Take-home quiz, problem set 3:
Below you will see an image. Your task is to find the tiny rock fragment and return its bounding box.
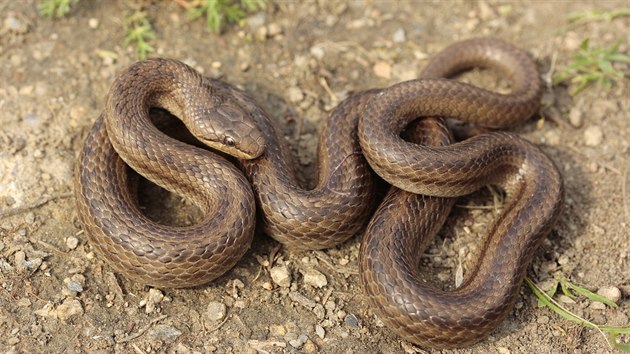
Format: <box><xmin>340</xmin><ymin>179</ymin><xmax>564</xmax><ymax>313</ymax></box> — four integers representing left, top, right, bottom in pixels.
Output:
<box><xmin>344</xmin><ymin>314</ymin><xmax>360</xmax><ymax>328</ymax></box>
<box><xmin>310</xmin><ymin>45</ymin><xmax>325</xmax><ymax>60</ymax></box>
<box><xmin>14</xmin><ymin>250</ymin><xmax>26</xmax><ymax>272</ymax></box>
<box><xmin>392</xmin><ymin>28</ymin><xmax>406</xmax><ymax>43</ymax></box>
<box><xmin>145</xmin><ymin>288</ymin><xmax>164</xmax><ymax>314</ymax></box>
<box><xmin>597</xmin><ymin>286</ymin><xmax>621</xmax><ymax>304</ymax></box>
<box><xmin>558</xmin><ymin>294</ymin><xmax>576</xmax><ymax>304</ymax></box>
<box><xmin>270</xmin><ymin>264</ymin><xmax>292</xmax><ymax>288</ymax></box>
<box><xmin>66</xmin><ymin>236</ymin><xmax>79</xmax><ymax>250</ymax></box>
<box><xmin>302</xmin><ymin>338</ymin><xmax>318</xmax><ymax>354</ymax></box>
<box><xmin>568</xmin><ymin>107</ymin><xmax>583</xmax><ymax>128</ymax></box>
<box><xmin>4</xmin><ymin>13</ymin><xmax>29</xmax><ymax>34</ymax></box>
<box><xmin>267</xmin><ymin>23</ymin><xmax>282</xmax><ymax>37</ymax></box>
<box><xmin>373</xmin><ymin>61</ymin><xmax>392</xmax><ymax>79</ymax></box>
<box><xmin>590</xmin><ymin>301</ymin><xmax>606</xmax><ymax>310</ymax></box>
<box><xmin>583</xmin><ymin>125</ymin><xmax>603</xmax><ymax>146</ymax></box>
<box><xmin>34</xmin><ymin>303</ymin><xmax>55</xmax><ymax>317</ymax></box>
<box><xmin>56</xmin><ymin>298</ymin><xmax>84</xmax><ymax>321</ymax></box>
<box><xmin>289</xmin><ymin>291</ymin><xmax>317</xmax><ymax>309</ymax></box>
<box><xmin>313</xmin><ymin>304</ymin><xmax>325</xmax><ymax>319</ymax></box>
<box><xmin>301</xmin><ymin>268</ymin><xmax>327</xmax><ymax>288</ymax></box>
<box><xmin>269</xmin><ymin>324</ymin><xmax>286</xmax><ymax>336</ymax></box>
<box><xmin>88</xmin><ymin>18</ymin><xmax>99</xmax><ymax>29</ymax></box>
<box><xmin>247</xmin><ymin>12</ymin><xmax>266</xmax><ymax>29</ymax></box>
<box><xmin>497</xmin><ymin>347</ymin><xmax>511</xmax><ymax>354</ymax></box>
<box><xmin>289</xmin><ymin>334</ymin><xmax>308</xmax><ymax>349</ymax></box>
<box><xmin>315</xmin><ymin>325</ymin><xmax>325</xmax><ymax>339</ymax></box>
<box><xmin>206</xmin><ymin>301</ymin><xmax>227</xmax><ymax>321</ymax></box>
<box><xmin>17</xmin><ymin>298</ymin><xmax>31</xmax><ymax>307</ymax></box>
<box><xmin>148</xmin><ymin>324</ymin><xmax>182</xmax><ymax>342</ymax></box>
<box><xmin>255</xmin><ymin>26</ymin><xmax>268</xmax><ymax>41</ymax></box>
<box><xmin>65</xmin><ymin>278</ymin><xmax>84</xmax><ymax>293</ymax></box>
<box><xmin>287</xmin><ymin>86</ymin><xmax>304</xmax><ymax>103</ymax></box>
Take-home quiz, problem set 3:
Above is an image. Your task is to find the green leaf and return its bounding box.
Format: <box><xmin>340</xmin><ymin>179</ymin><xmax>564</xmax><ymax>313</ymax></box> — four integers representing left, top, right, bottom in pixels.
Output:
<box><xmin>555</xmin><ymin>37</ymin><xmax>629</xmax><ymax>95</ymax></box>
<box><xmin>526</xmin><ymin>277</ymin><xmax>630</xmax><ymax>350</ymax></box>
<box><xmin>38</xmin><ymin>0</ymin><xmax>79</xmax><ymax>18</ymax></box>
<box><xmin>558</xmin><ymin>276</ymin><xmax>619</xmax><ymax>308</ymax></box>
<box><xmin>186</xmin><ymin>0</ymin><xmax>267</xmax><ymax>33</ymax></box>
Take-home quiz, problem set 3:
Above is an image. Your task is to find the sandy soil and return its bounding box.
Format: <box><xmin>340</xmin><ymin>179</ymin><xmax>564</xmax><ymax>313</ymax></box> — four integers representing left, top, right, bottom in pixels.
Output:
<box><xmin>1</xmin><ymin>1</ymin><xmax>629</xmax><ymax>353</ymax></box>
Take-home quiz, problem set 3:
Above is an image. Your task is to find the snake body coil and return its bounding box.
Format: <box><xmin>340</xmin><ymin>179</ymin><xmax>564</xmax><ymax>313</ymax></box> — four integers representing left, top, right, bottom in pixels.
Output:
<box><xmin>74</xmin><ymin>38</ymin><xmax>563</xmax><ymax>347</ymax></box>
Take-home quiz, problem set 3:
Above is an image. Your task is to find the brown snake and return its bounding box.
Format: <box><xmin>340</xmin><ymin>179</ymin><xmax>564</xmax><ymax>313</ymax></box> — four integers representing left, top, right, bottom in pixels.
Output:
<box><xmin>74</xmin><ymin>38</ymin><xmax>563</xmax><ymax>347</ymax></box>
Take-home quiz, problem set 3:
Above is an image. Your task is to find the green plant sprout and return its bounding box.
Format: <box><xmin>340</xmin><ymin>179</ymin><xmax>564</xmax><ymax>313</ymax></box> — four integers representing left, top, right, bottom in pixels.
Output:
<box><xmin>124</xmin><ymin>10</ymin><xmax>156</xmax><ymax>60</ymax></box>
<box><xmin>526</xmin><ymin>276</ymin><xmax>630</xmax><ymax>352</ymax></box>
<box><xmin>554</xmin><ymin>39</ymin><xmax>630</xmax><ymax>95</ymax></box>
<box><xmin>568</xmin><ymin>8</ymin><xmax>630</xmax><ymax>27</ymax></box>
<box><xmin>187</xmin><ymin>0</ymin><xmax>266</xmax><ymax>34</ymax></box>
<box><xmin>38</xmin><ymin>0</ymin><xmax>79</xmax><ymax>18</ymax></box>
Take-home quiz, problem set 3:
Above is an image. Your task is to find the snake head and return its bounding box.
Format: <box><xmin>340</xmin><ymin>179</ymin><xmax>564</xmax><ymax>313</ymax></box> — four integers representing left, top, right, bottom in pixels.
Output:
<box><xmin>188</xmin><ymin>102</ymin><xmax>266</xmax><ymax>160</ymax></box>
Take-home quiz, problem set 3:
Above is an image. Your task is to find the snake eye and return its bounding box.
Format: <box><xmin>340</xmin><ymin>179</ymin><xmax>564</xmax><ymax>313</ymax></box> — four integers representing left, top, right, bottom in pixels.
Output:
<box><xmin>224</xmin><ymin>136</ymin><xmax>236</xmax><ymax>147</ymax></box>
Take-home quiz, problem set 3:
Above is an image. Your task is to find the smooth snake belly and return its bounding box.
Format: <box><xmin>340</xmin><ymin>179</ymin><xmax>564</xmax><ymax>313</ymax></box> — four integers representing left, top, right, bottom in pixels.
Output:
<box><xmin>74</xmin><ymin>38</ymin><xmax>563</xmax><ymax>348</ymax></box>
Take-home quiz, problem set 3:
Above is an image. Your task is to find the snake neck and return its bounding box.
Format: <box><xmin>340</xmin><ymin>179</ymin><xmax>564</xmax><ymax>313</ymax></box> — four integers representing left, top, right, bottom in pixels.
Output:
<box><xmin>106</xmin><ymin>59</ymin><xmax>201</xmax><ymax>134</ymax></box>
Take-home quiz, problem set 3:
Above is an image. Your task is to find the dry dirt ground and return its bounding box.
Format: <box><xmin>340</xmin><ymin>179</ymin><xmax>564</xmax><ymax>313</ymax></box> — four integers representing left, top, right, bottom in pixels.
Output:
<box><xmin>1</xmin><ymin>1</ymin><xmax>629</xmax><ymax>353</ymax></box>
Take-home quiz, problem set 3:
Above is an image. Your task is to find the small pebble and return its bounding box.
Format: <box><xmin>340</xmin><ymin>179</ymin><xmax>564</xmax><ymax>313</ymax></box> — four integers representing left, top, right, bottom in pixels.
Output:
<box><xmin>206</xmin><ymin>301</ymin><xmax>227</xmax><ymax>321</ymax></box>
<box><xmin>267</xmin><ymin>23</ymin><xmax>282</xmax><ymax>37</ymax></box>
<box><xmin>255</xmin><ymin>26</ymin><xmax>268</xmax><ymax>41</ymax></box>
<box><xmin>14</xmin><ymin>251</ymin><xmax>26</xmax><ymax>272</ymax></box>
<box><xmin>583</xmin><ymin>125</ymin><xmax>603</xmax><ymax>146</ymax></box>
<box><xmin>313</xmin><ymin>304</ymin><xmax>325</xmax><ymax>319</ymax></box>
<box><xmin>148</xmin><ymin>324</ymin><xmax>182</xmax><ymax>342</ymax></box>
<box><xmin>56</xmin><ymin>298</ymin><xmax>84</xmax><ymax>321</ymax></box>
<box><xmin>144</xmin><ymin>288</ymin><xmax>164</xmax><ymax>314</ymax></box>
<box><xmin>302</xmin><ymin>339</ymin><xmax>318</xmax><ymax>354</ymax></box>
<box><xmin>373</xmin><ymin>61</ymin><xmax>392</xmax><ymax>79</ymax></box>
<box><xmin>536</xmin><ymin>315</ymin><xmax>549</xmax><ymax>324</ymax></box>
<box><xmin>597</xmin><ymin>286</ymin><xmax>621</xmax><ymax>304</ymax></box>
<box><xmin>344</xmin><ymin>314</ymin><xmax>360</xmax><ymax>328</ymax></box>
<box><xmin>315</xmin><ymin>325</ymin><xmax>325</xmax><ymax>339</ymax></box>
<box><xmin>289</xmin><ymin>291</ymin><xmax>317</xmax><ymax>309</ymax></box>
<box><xmin>247</xmin><ymin>12</ymin><xmax>266</xmax><ymax>29</ymax></box>
<box><xmin>287</xmin><ymin>86</ymin><xmax>304</xmax><ymax>103</ymax></box>
<box><xmin>269</xmin><ymin>324</ymin><xmax>287</xmax><ymax>336</ymax></box>
<box><xmin>65</xmin><ymin>278</ymin><xmax>84</xmax><ymax>293</ymax></box>
<box><xmin>569</xmin><ymin>106</ymin><xmax>583</xmax><ymax>127</ymax></box>
<box><xmin>4</xmin><ymin>13</ymin><xmax>28</xmax><ymax>34</ymax></box>
<box><xmin>24</xmin><ymin>212</ymin><xmax>35</xmax><ymax>224</ymax></box>
<box><xmin>88</xmin><ymin>18</ymin><xmax>99</xmax><ymax>29</ymax></box>
<box><xmin>590</xmin><ymin>301</ymin><xmax>606</xmax><ymax>310</ymax></box>
<box><xmin>301</xmin><ymin>268</ymin><xmax>327</xmax><ymax>288</ymax></box>
<box><xmin>497</xmin><ymin>347</ymin><xmax>511</xmax><ymax>354</ymax></box>
<box><xmin>392</xmin><ymin>28</ymin><xmax>406</xmax><ymax>43</ymax></box>
<box><xmin>289</xmin><ymin>334</ymin><xmax>308</xmax><ymax>348</ymax></box>
<box><xmin>66</xmin><ymin>236</ymin><xmax>79</xmax><ymax>250</ymax></box>
<box><xmin>558</xmin><ymin>295</ymin><xmax>576</xmax><ymax>304</ymax></box>
<box><xmin>270</xmin><ymin>264</ymin><xmax>291</xmax><ymax>288</ymax></box>
<box><xmin>310</xmin><ymin>46</ymin><xmax>325</xmax><ymax>60</ymax></box>
<box><xmin>17</xmin><ymin>298</ymin><xmax>31</xmax><ymax>307</ymax></box>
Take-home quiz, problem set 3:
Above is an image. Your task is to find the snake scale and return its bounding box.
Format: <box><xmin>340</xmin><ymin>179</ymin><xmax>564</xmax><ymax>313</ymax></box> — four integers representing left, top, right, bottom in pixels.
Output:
<box><xmin>74</xmin><ymin>38</ymin><xmax>563</xmax><ymax>348</ymax></box>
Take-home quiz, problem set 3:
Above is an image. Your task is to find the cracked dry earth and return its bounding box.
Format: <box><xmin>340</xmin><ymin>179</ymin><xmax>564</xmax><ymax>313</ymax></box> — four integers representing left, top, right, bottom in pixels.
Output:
<box><xmin>0</xmin><ymin>1</ymin><xmax>629</xmax><ymax>353</ymax></box>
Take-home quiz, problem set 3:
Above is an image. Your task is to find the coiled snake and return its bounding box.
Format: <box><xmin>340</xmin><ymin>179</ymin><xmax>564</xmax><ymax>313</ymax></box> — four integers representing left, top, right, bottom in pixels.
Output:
<box><xmin>74</xmin><ymin>38</ymin><xmax>563</xmax><ymax>348</ymax></box>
